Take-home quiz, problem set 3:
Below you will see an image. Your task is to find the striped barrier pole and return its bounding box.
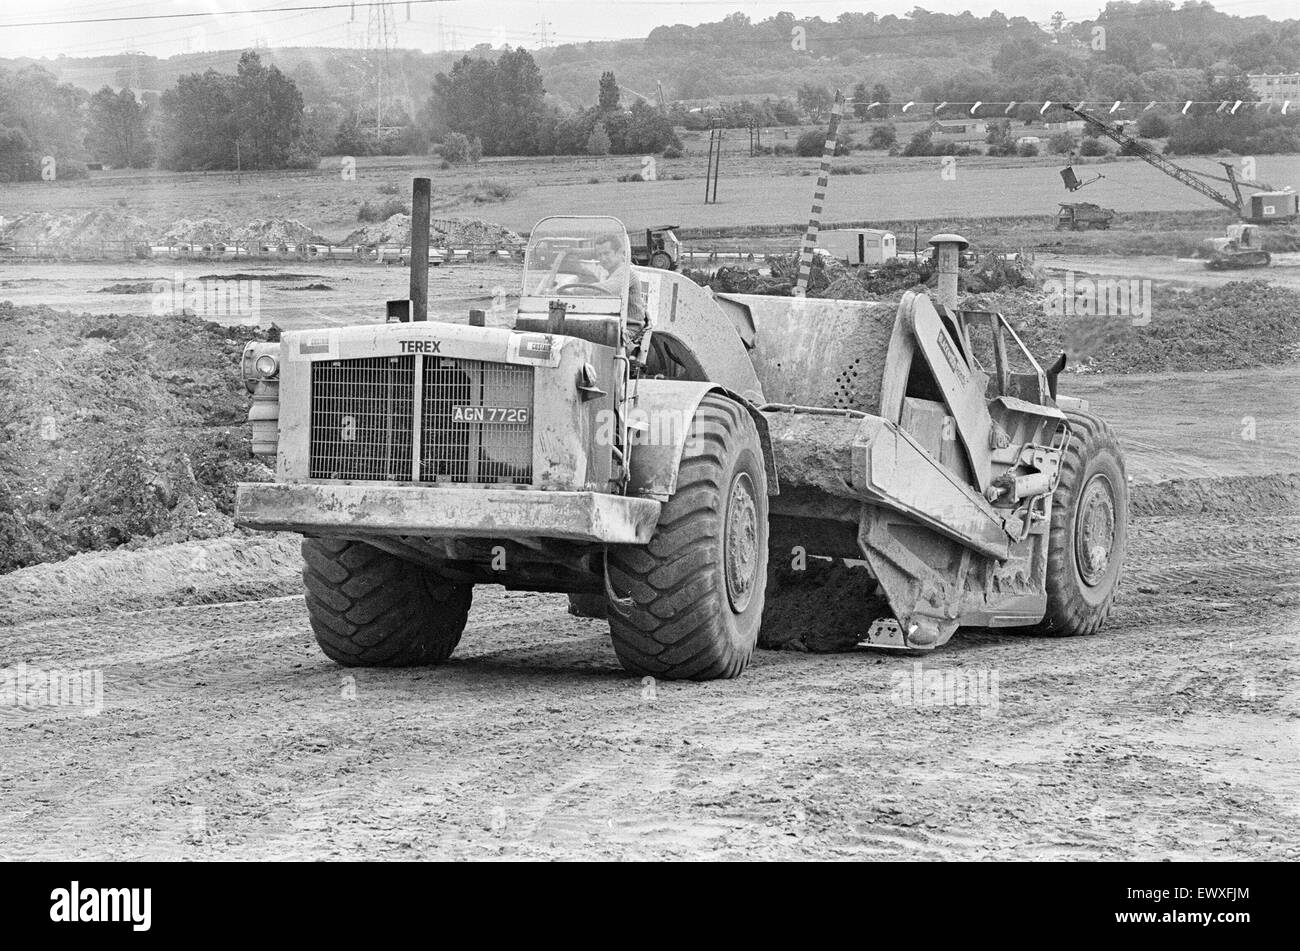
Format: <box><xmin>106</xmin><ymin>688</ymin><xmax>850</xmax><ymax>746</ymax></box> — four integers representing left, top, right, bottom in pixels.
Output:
<box><xmin>795</xmin><ymin>89</ymin><xmax>845</xmax><ymax>296</ymax></box>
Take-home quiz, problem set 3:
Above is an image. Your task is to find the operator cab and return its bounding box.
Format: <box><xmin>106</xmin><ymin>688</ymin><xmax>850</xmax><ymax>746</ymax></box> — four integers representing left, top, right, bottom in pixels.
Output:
<box><xmin>518</xmin><ymin>216</ymin><xmax>637</xmax><ymax>349</ymax></box>
<box><xmin>522</xmin><ymin>217</ymin><xmax>631</xmax><ymax>310</ymax></box>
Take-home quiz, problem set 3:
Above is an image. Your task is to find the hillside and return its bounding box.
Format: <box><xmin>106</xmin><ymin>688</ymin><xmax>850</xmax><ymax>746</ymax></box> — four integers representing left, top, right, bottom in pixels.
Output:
<box><xmin>7</xmin><ymin>3</ymin><xmax>1297</xmax><ymax>118</ymax></box>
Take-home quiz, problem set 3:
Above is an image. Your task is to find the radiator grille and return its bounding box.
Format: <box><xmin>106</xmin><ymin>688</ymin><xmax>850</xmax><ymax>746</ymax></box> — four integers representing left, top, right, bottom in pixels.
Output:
<box><xmin>309</xmin><ymin>356</ymin><xmax>414</xmax><ymax>481</ymax></box>
<box><xmin>421</xmin><ymin>358</ymin><xmax>533</xmax><ymax>485</ymax></box>
<box><xmin>308</xmin><ymin>355</ymin><xmax>533</xmax><ymax>485</ymax></box>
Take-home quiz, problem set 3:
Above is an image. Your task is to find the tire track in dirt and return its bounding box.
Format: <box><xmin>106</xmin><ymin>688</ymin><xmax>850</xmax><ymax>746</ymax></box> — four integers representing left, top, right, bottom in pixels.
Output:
<box><xmin>2</xmin><ymin>510</ymin><xmax>1297</xmax><ymax>860</ymax></box>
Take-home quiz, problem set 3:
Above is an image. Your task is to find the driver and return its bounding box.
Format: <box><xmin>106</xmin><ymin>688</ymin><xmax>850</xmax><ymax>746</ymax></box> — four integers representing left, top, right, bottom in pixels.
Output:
<box><xmin>589</xmin><ymin>234</ymin><xmax>629</xmax><ymax>294</ymax></box>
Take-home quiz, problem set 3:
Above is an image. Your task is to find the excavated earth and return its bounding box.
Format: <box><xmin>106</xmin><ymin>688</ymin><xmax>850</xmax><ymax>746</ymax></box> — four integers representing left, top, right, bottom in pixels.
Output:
<box><xmin>1</xmin><ymin>294</ymin><xmax>1297</xmax><ymax>859</ymax></box>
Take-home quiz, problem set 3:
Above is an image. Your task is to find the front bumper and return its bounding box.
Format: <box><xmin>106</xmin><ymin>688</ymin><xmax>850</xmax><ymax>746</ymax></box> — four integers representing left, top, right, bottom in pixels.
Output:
<box><xmin>235</xmin><ymin>482</ymin><xmax>661</xmax><ymax>544</ymax></box>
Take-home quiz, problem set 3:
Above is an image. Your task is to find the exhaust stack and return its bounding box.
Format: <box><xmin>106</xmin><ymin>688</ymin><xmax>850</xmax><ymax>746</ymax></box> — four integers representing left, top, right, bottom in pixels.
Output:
<box><xmin>928</xmin><ymin>232</ymin><xmax>968</xmax><ymax>310</ymax></box>
<box><xmin>410</xmin><ymin>177</ymin><xmax>431</xmax><ymax>321</ymax></box>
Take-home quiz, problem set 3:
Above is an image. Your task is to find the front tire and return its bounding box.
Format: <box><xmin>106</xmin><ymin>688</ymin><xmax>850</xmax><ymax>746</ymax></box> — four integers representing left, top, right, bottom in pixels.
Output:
<box><xmin>1031</xmin><ymin>410</ymin><xmax>1127</xmax><ymax>637</ymax></box>
<box><xmin>302</xmin><ymin>538</ymin><xmax>472</xmax><ymax>666</ymax></box>
<box><xmin>606</xmin><ymin>395</ymin><xmax>768</xmax><ymax>680</ymax></box>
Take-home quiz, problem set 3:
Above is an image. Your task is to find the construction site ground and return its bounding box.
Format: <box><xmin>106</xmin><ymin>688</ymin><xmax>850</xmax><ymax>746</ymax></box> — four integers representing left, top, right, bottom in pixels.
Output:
<box><xmin>0</xmin><ymin>260</ymin><xmax>510</xmax><ymax>331</ymax></box>
<box><xmin>4</xmin><ymin>247</ymin><xmax>1300</xmax><ymax>335</ymax></box>
<box><xmin>1041</xmin><ymin>252</ymin><xmax>1300</xmax><ymax>292</ymax></box>
<box><xmin>2</xmin><ymin>358</ymin><xmax>1296</xmax><ymax>860</ymax></box>
<box><xmin>3</xmin><ymin>151</ymin><xmax>1298</xmax><ymax>860</ymax></box>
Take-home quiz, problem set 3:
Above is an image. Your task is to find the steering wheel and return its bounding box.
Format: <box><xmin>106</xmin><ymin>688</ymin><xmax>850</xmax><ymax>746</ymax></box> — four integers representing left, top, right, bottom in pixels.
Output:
<box><xmin>553</xmin><ymin>282</ymin><xmax>608</xmax><ymax>296</ymax></box>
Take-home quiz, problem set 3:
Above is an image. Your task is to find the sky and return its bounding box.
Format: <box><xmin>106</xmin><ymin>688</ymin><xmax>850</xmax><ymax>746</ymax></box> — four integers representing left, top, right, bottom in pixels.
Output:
<box><xmin>0</xmin><ymin>0</ymin><xmax>1294</xmax><ymax>61</ymax></box>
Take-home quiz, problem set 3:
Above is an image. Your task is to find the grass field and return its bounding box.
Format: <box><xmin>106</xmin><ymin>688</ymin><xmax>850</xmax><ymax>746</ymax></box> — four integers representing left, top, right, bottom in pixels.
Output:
<box><xmin>5</xmin><ymin>148</ymin><xmax>1299</xmax><ymax>243</ymax></box>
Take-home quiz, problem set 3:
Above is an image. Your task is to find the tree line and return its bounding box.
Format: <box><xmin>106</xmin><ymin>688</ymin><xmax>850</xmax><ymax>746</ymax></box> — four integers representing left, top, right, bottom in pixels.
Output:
<box><xmin>426</xmin><ymin>54</ymin><xmax>681</xmax><ymax>157</ymax></box>
<box><xmin>4</xmin><ymin>2</ymin><xmax>1300</xmax><ymax>180</ymax></box>
<box><xmin>1</xmin><ymin>51</ymin><xmax>315</xmax><ymax>179</ymax></box>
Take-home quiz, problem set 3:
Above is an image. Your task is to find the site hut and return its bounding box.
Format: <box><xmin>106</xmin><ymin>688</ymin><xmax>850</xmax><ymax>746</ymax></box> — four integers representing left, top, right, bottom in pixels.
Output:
<box><xmin>819</xmin><ymin>228</ymin><xmax>898</xmax><ymax>266</ymax></box>
<box><xmin>1016</xmin><ymin>135</ymin><xmax>1042</xmax><ymax>148</ymax></box>
<box><xmin>927</xmin><ymin>119</ymin><xmax>988</xmax><ymax>145</ymax></box>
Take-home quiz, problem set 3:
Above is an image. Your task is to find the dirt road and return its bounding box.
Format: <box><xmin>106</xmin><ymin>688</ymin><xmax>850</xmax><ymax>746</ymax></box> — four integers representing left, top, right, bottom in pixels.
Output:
<box><xmin>1041</xmin><ymin>252</ymin><xmax>1300</xmax><ymax>291</ymax></box>
<box><xmin>1</xmin><ymin>499</ymin><xmax>1296</xmax><ymax>861</ymax></box>
<box><xmin>0</xmin><ymin>260</ymin><xmax>518</xmax><ymax>332</ymax></box>
<box><xmin>2</xmin><ymin>340</ymin><xmax>1296</xmax><ymax>859</ymax></box>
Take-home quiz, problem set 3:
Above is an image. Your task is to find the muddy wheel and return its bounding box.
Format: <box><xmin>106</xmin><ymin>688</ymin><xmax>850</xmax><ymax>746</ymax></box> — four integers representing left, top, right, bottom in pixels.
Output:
<box><xmin>606</xmin><ymin>394</ymin><xmax>768</xmax><ymax>680</ymax></box>
<box><xmin>649</xmin><ymin>250</ymin><xmax>674</xmax><ymax>270</ymax></box>
<box><xmin>567</xmin><ymin>593</ymin><xmax>608</xmax><ymax>619</ymax></box>
<box><xmin>1031</xmin><ymin>410</ymin><xmax>1127</xmax><ymax>637</ymax></box>
<box><xmin>302</xmin><ymin>538</ymin><xmax>472</xmax><ymax>666</ymax></box>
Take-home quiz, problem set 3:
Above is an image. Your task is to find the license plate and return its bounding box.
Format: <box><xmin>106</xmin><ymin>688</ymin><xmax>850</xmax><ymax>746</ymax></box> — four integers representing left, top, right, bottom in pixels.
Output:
<box><xmin>451</xmin><ymin>406</ymin><xmax>530</xmax><ymax>424</ymax></box>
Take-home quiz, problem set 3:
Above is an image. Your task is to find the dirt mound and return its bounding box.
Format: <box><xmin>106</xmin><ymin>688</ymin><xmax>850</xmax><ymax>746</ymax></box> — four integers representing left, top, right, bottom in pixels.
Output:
<box><xmin>342</xmin><ymin>213</ymin><xmax>411</xmax><ymax>247</ymax></box>
<box><xmin>233</xmin><ymin>217</ymin><xmax>325</xmax><ymax>246</ymax></box>
<box><xmin>434</xmin><ymin>217</ymin><xmax>524</xmax><ymax>248</ymax></box>
<box><xmin>0</xmin><ymin>533</ymin><xmax>300</xmax><ymax>624</ymax></box>
<box><xmin>163</xmin><ymin>217</ymin><xmax>232</xmax><ymax>244</ymax></box>
<box><xmin>342</xmin><ymin>214</ymin><xmax>523</xmax><ymax>248</ymax></box>
<box><xmin>2</xmin><ymin>210</ymin><xmax>153</xmax><ymax>248</ymax></box>
<box><xmin>96</xmin><ymin>281</ymin><xmax>155</xmax><ymax>294</ymax></box>
<box><xmin>687</xmin><ymin>264</ymin><xmax>793</xmax><ymax>295</ymax></box>
<box><xmin>1131</xmin><ymin>472</ymin><xmax>1300</xmax><ymax>517</ymax></box>
<box><xmin>162</xmin><ymin>217</ymin><xmax>325</xmax><ymax>247</ymax></box>
<box><xmin>0</xmin><ymin>302</ymin><xmax>274</xmax><ymax>573</ymax></box>
<box><xmin>690</xmin><ymin>251</ymin><xmax>1039</xmax><ymax>301</ymax></box>
<box><xmin>972</xmin><ymin>280</ymin><xmax>1300</xmax><ymax>374</ymax></box>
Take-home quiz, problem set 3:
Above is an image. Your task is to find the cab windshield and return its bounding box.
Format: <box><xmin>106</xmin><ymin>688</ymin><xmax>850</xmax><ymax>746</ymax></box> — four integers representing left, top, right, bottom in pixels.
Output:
<box><xmin>522</xmin><ymin>217</ymin><xmax>630</xmax><ymax>303</ymax></box>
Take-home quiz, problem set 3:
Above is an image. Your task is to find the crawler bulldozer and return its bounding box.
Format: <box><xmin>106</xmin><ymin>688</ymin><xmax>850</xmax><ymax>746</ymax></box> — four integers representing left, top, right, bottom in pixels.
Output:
<box><xmin>235</xmin><ymin>179</ymin><xmax>1127</xmax><ymax>679</ymax></box>
<box><xmin>1203</xmin><ymin>223</ymin><xmax>1271</xmax><ymax>270</ymax></box>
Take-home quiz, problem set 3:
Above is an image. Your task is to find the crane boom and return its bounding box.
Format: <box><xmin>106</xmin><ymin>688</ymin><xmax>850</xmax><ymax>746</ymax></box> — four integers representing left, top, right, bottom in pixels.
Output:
<box><xmin>1066</xmin><ymin>104</ymin><xmax>1244</xmax><ymax>217</ymax></box>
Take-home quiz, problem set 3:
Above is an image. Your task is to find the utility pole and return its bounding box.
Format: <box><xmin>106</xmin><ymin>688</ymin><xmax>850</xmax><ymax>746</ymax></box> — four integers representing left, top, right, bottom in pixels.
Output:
<box><xmin>704</xmin><ymin>120</ymin><xmax>723</xmax><ymax>204</ymax></box>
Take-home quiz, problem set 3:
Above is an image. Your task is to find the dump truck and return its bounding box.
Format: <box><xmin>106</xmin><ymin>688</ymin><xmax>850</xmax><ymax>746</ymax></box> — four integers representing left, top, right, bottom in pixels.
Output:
<box><xmin>630</xmin><ymin>225</ymin><xmax>681</xmax><ymax>270</ymax></box>
<box><xmin>1203</xmin><ymin>223</ymin><xmax>1271</xmax><ymax>269</ymax></box>
<box><xmin>234</xmin><ymin>179</ymin><xmax>1127</xmax><ymax>680</ymax></box>
<box><xmin>1057</xmin><ymin>202</ymin><xmax>1115</xmax><ymax>231</ymax></box>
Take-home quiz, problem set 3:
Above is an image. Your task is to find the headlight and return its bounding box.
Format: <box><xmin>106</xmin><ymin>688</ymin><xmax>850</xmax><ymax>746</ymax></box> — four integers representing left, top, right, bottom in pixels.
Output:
<box><xmin>242</xmin><ymin>342</ymin><xmax>281</xmax><ymax>392</ymax></box>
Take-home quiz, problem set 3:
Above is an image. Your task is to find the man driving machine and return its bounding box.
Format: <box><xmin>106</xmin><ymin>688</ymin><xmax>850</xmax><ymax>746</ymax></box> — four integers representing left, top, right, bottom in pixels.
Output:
<box><xmin>589</xmin><ymin>234</ymin><xmax>630</xmax><ymax>294</ymax></box>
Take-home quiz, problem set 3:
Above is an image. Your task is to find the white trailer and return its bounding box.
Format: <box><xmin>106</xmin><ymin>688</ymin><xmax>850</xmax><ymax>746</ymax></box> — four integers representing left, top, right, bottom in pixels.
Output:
<box><xmin>818</xmin><ymin>228</ymin><xmax>897</xmax><ymax>265</ymax></box>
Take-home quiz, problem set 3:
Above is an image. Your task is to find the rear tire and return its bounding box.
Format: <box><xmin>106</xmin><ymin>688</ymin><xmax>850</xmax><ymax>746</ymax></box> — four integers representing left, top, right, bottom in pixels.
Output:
<box><xmin>1031</xmin><ymin>410</ymin><xmax>1127</xmax><ymax>637</ymax></box>
<box><xmin>302</xmin><ymin>538</ymin><xmax>472</xmax><ymax>666</ymax></box>
<box><xmin>606</xmin><ymin>395</ymin><xmax>768</xmax><ymax>680</ymax></box>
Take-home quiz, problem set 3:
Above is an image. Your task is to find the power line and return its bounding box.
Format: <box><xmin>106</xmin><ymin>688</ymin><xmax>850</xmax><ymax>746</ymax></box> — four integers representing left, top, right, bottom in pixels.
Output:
<box><xmin>4</xmin><ymin>0</ymin><xmax>1289</xmax><ymax>39</ymax></box>
<box><xmin>0</xmin><ymin>0</ymin><xmax>457</xmax><ymax>30</ymax></box>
